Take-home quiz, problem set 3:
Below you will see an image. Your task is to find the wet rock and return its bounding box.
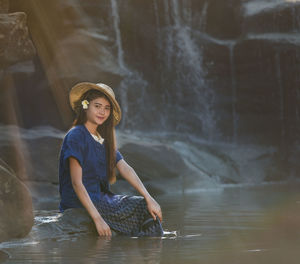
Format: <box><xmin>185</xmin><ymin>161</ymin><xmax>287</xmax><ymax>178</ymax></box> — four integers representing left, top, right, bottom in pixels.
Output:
<box><xmin>23</xmin><ymin>181</ymin><xmax>59</xmax><ymax>210</ymax></box>
<box><xmin>25</xmin><ymin>137</ymin><xmax>62</xmax><ymax>183</ymax></box>
<box><xmin>0</xmin><ymin>12</ymin><xmax>35</xmax><ymax>69</ymax></box>
<box><xmin>116</xmin><ymin>141</ymin><xmax>189</xmax><ymax>194</ymax></box>
<box><xmin>32</xmin><ymin>208</ymin><xmax>117</xmax><ymax>239</ymax></box>
<box><xmin>2</xmin><ymin>59</ymin><xmax>65</xmax><ymax>129</ymax></box>
<box><xmin>0</xmin><ymin>125</ymin><xmax>63</xmax><ymax>184</ymax></box>
<box><xmin>265</xmin><ymin>145</ymin><xmax>300</xmax><ymax>182</ymax></box>
<box><xmin>119</xmin><ymin>142</ymin><xmax>187</xmax><ymax>181</ymax></box>
<box><xmin>32</xmin><ymin>209</ymin><xmax>96</xmax><ymax>240</ymax></box>
<box><xmin>205</xmin><ymin>0</ymin><xmax>242</xmax><ymax>39</ymax></box>
<box><xmin>243</xmin><ymin>1</ymin><xmax>300</xmax><ymax>34</ymax></box>
<box><xmin>0</xmin><ymin>160</ymin><xmax>34</xmax><ymax>242</ymax></box>
<box><xmin>234</xmin><ymin>37</ymin><xmax>300</xmax><ymax>146</ymax></box>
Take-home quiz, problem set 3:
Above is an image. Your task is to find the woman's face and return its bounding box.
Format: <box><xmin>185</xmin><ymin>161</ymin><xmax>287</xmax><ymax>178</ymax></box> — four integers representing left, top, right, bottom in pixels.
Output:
<box><xmin>85</xmin><ymin>96</ymin><xmax>111</xmax><ymax>126</ymax></box>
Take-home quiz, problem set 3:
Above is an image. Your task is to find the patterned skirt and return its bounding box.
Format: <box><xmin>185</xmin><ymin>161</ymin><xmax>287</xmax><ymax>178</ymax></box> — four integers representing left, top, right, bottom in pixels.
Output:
<box><xmin>95</xmin><ymin>192</ymin><xmax>163</xmax><ymax>237</ymax></box>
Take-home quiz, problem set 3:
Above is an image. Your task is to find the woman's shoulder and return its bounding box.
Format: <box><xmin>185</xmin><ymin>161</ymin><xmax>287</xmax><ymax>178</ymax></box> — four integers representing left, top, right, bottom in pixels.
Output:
<box><xmin>64</xmin><ymin>125</ymin><xmax>86</xmax><ymax>142</ymax></box>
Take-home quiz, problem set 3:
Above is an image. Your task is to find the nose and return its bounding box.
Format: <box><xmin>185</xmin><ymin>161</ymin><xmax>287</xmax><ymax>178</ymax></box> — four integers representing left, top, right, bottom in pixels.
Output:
<box><xmin>98</xmin><ymin>107</ymin><xmax>105</xmax><ymax>115</ymax></box>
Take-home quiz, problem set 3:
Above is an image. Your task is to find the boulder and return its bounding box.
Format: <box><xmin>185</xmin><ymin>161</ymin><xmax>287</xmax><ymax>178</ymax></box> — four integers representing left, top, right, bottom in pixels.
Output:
<box><xmin>116</xmin><ymin>141</ymin><xmax>190</xmax><ymax>194</ymax></box>
<box><xmin>31</xmin><ymin>209</ymin><xmax>96</xmax><ymax>240</ymax></box>
<box><xmin>119</xmin><ymin>142</ymin><xmax>187</xmax><ymax>181</ymax></box>
<box><xmin>31</xmin><ymin>208</ymin><xmax>117</xmax><ymax>240</ymax></box>
<box><xmin>0</xmin><ymin>12</ymin><xmax>35</xmax><ymax>69</ymax></box>
<box><xmin>0</xmin><ymin>159</ymin><xmax>34</xmax><ymax>242</ymax></box>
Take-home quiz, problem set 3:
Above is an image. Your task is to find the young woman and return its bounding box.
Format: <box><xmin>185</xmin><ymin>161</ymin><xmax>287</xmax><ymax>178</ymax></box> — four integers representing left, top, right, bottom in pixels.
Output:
<box><xmin>58</xmin><ymin>82</ymin><xmax>163</xmax><ymax>237</ymax></box>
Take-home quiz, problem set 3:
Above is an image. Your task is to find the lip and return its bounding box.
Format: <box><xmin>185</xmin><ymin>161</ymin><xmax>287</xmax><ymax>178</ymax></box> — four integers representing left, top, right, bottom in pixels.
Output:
<box><xmin>97</xmin><ymin>116</ymin><xmax>105</xmax><ymax>120</ymax></box>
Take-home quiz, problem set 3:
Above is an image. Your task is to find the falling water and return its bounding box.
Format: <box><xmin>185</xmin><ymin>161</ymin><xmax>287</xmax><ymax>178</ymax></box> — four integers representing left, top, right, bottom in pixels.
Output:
<box><xmin>296</xmin><ymin>51</ymin><xmax>300</xmax><ymax>126</ymax></box>
<box><xmin>110</xmin><ymin>0</ymin><xmax>129</xmax><ymax>130</ymax></box>
<box><xmin>275</xmin><ymin>52</ymin><xmax>286</xmax><ymax>142</ymax></box>
<box><xmin>110</xmin><ymin>0</ymin><xmax>148</xmax><ymax>129</ymax></box>
<box><xmin>292</xmin><ymin>5</ymin><xmax>300</xmax><ymax>32</ymax></box>
<box><xmin>182</xmin><ymin>0</ymin><xmax>192</xmax><ymax>28</ymax></box>
<box><xmin>153</xmin><ymin>0</ymin><xmax>160</xmax><ymax>29</ymax></box>
<box><xmin>170</xmin><ymin>0</ymin><xmax>201</xmax><ymax>68</ymax></box>
<box><xmin>199</xmin><ymin>1</ymin><xmax>208</xmax><ymax>32</ymax></box>
<box><xmin>110</xmin><ymin>0</ymin><xmax>127</xmax><ymax>73</ymax></box>
<box><xmin>162</xmin><ymin>0</ymin><xmax>217</xmax><ymax>140</ymax></box>
<box><xmin>228</xmin><ymin>43</ymin><xmax>238</xmax><ymax>143</ymax></box>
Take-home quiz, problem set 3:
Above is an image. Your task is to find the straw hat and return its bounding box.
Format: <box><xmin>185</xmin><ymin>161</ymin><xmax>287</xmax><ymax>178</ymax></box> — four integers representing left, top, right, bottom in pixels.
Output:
<box><xmin>69</xmin><ymin>82</ymin><xmax>121</xmax><ymax>125</ymax></box>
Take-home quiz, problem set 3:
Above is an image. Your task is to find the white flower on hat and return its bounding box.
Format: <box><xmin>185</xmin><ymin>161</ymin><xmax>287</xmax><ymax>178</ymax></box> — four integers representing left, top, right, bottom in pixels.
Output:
<box><xmin>81</xmin><ymin>100</ymin><xmax>89</xmax><ymax>109</ymax></box>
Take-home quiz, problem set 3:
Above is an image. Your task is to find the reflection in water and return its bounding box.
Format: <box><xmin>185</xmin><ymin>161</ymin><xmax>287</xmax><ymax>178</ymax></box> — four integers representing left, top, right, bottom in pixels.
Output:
<box><xmin>1</xmin><ymin>183</ymin><xmax>300</xmax><ymax>264</ymax></box>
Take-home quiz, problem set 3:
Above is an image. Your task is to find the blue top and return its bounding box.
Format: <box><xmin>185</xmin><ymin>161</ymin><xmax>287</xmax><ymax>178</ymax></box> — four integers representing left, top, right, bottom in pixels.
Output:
<box><xmin>58</xmin><ymin>124</ymin><xmax>123</xmax><ymax>212</ymax></box>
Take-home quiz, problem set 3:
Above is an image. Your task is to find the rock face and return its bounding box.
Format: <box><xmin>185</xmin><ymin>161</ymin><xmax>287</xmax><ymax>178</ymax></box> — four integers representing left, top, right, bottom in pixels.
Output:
<box><xmin>1</xmin><ymin>124</ymin><xmax>298</xmax><ymax>210</ymax></box>
<box><xmin>8</xmin><ymin>0</ymin><xmax>300</xmax><ymax>149</ymax></box>
<box><xmin>114</xmin><ymin>141</ymin><xmax>189</xmax><ymax>194</ymax></box>
<box><xmin>25</xmin><ymin>136</ymin><xmax>62</xmax><ymax>183</ymax></box>
<box><xmin>0</xmin><ymin>12</ymin><xmax>35</xmax><ymax>69</ymax></box>
<box><xmin>119</xmin><ymin>142</ymin><xmax>187</xmax><ymax>181</ymax></box>
<box><xmin>0</xmin><ymin>0</ymin><xmax>62</xmax><ymax>129</ymax></box>
<box><xmin>0</xmin><ymin>160</ymin><xmax>34</xmax><ymax>242</ymax></box>
<box><xmin>0</xmin><ymin>125</ymin><xmax>64</xmax><ymax>184</ymax></box>
<box><xmin>1</xmin><ymin>0</ymin><xmax>299</xmax><ymax>192</ymax></box>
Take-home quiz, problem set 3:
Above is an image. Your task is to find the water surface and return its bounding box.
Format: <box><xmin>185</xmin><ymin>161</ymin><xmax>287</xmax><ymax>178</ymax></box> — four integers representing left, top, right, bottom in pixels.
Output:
<box><xmin>1</xmin><ymin>182</ymin><xmax>300</xmax><ymax>264</ymax></box>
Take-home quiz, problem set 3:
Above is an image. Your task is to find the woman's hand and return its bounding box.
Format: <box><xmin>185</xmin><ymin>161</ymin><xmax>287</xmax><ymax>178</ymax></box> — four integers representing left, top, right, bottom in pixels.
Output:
<box><xmin>94</xmin><ymin>217</ymin><xmax>112</xmax><ymax>237</ymax></box>
<box><xmin>146</xmin><ymin>197</ymin><xmax>163</xmax><ymax>222</ymax></box>
<box><xmin>117</xmin><ymin>160</ymin><xmax>163</xmax><ymax>222</ymax></box>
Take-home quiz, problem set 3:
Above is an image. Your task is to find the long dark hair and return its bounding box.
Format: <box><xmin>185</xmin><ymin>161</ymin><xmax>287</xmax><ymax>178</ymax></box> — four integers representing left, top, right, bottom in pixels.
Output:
<box><xmin>72</xmin><ymin>89</ymin><xmax>117</xmax><ymax>184</ymax></box>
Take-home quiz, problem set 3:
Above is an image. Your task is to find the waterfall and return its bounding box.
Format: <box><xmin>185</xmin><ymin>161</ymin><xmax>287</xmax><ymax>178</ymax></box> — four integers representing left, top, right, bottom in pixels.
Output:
<box><xmin>292</xmin><ymin>5</ymin><xmax>300</xmax><ymax>32</ymax></box>
<box><xmin>110</xmin><ymin>0</ymin><xmax>128</xmax><ymax>129</ymax></box>
<box><xmin>162</xmin><ymin>0</ymin><xmax>217</xmax><ymax>140</ymax></box>
<box><xmin>296</xmin><ymin>51</ymin><xmax>300</xmax><ymax>125</ymax></box>
<box><xmin>110</xmin><ymin>0</ymin><xmax>148</xmax><ymax>130</ymax></box>
<box><xmin>275</xmin><ymin>52</ymin><xmax>286</xmax><ymax>142</ymax></box>
<box><xmin>110</xmin><ymin>0</ymin><xmax>127</xmax><ymax>73</ymax></box>
<box><xmin>229</xmin><ymin>43</ymin><xmax>238</xmax><ymax>143</ymax></box>
<box><xmin>170</xmin><ymin>0</ymin><xmax>201</xmax><ymax>68</ymax></box>
<box><xmin>153</xmin><ymin>0</ymin><xmax>160</xmax><ymax>29</ymax></box>
<box><xmin>199</xmin><ymin>1</ymin><xmax>208</xmax><ymax>32</ymax></box>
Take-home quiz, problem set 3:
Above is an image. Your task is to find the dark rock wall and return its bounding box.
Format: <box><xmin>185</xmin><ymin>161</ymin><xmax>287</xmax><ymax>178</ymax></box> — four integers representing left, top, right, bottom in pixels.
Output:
<box><xmin>5</xmin><ymin>0</ymin><xmax>300</xmax><ymax>151</ymax></box>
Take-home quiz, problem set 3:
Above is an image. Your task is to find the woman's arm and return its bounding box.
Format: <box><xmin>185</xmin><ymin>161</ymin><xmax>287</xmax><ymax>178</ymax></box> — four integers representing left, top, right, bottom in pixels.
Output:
<box><xmin>69</xmin><ymin>157</ymin><xmax>111</xmax><ymax>236</ymax></box>
<box><xmin>116</xmin><ymin>159</ymin><xmax>162</xmax><ymax>222</ymax></box>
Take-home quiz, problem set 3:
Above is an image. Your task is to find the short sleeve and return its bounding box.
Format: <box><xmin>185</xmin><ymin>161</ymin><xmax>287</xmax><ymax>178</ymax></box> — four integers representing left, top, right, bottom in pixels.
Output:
<box><xmin>63</xmin><ymin>140</ymin><xmax>84</xmax><ymax>167</ymax></box>
<box><xmin>116</xmin><ymin>150</ymin><xmax>123</xmax><ymax>164</ymax></box>
<box><xmin>62</xmin><ymin>129</ymin><xmax>85</xmax><ymax>167</ymax></box>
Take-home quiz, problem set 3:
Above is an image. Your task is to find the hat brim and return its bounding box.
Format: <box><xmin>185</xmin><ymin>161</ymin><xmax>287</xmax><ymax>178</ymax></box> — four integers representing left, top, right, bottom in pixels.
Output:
<box><xmin>69</xmin><ymin>82</ymin><xmax>122</xmax><ymax>126</ymax></box>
